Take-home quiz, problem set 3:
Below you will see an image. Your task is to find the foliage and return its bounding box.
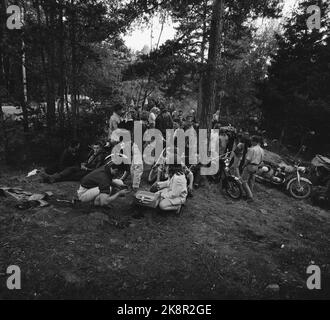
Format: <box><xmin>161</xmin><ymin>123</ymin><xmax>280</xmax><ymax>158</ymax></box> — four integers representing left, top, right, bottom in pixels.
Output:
<box><xmin>259</xmin><ymin>0</ymin><xmax>330</xmax><ymax>154</ymax></box>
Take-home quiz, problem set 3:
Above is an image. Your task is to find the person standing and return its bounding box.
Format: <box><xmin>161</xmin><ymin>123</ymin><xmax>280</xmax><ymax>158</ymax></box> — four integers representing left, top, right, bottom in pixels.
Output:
<box><xmin>219</xmin><ymin>128</ymin><xmax>229</xmax><ymax>156</ymax></box>
<box><xmin>241</xmin><ymin>136</ymin><xmax>264</xmax><ymax>202</ymax></box>
<box><xmin>130</xmin><ymin>142</ymin><xmax>144</xmax><ymax>192</ymax></box>
<box><xmin>212</xmin><ymin>110</ymin><xmax>220</xmax><ymax>128</ymax></box>
<box><xmin>108</xmin><ymin>103</ymin><xmax>125</xmax><ymax>142</ymax></box>
<box><xmin>148</xmin><ymin>107</ymin><xmax>159</xmax><ymax>129</ymax></box>
<box><xmin>155</xmin><ymin>105</ymin><xmax>174</xmax><ymax>138</ymax></box>
<box><xmin>230</xmin><ymin>134</ymin><xmax>245</xmax><ymax>179</ymax></box>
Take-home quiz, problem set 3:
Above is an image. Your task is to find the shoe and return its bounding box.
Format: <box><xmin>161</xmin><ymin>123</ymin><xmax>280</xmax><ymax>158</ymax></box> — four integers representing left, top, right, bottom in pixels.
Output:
<box><xmin>49</xmin><ymin>173</ymin><xmax>61</xmax><ymax>184</ymax></box>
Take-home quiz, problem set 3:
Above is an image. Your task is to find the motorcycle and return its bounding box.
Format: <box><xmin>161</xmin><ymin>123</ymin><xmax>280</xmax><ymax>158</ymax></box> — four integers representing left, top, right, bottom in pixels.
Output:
<box><xmin>193</xmin><ymin>152</ymin><xmax>242</xmax><ymax>200</ymax></box>
<box><xmin>104</xmin><ymin>150</ymin><xmax>130</xmax><ymax>181</ymax></box>
<box><xmin>255</xmin><ymin>160</ymin><xmax>312</xmax><ymax>199</ymax></box>
<box><xmin>147</xmin><ymin>147</ymin><xmax>171</xmax><ymax>184</ymax></box>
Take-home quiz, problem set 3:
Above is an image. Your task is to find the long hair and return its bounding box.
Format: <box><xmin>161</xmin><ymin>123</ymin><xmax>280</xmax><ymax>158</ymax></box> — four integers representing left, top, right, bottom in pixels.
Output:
<box><xmin>168</xmin><ymin>161</ymin><xmax>184</xmax><ymax>177</ymax></box>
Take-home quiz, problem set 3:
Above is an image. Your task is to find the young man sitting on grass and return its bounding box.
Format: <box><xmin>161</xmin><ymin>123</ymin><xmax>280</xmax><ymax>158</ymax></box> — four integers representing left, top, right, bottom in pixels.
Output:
<box><xmin>41</xmin><ymin>141</ymin><xmax>106</xmax><ymax>183</ymax></box>
<box><xmin>77</xmin><ymin>162</ymin><xmax>129</xmax><ymax>207</ymax></box>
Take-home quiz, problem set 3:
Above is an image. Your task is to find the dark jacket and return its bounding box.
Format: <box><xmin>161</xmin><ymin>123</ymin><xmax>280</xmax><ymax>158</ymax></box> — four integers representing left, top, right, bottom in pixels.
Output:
<box><xmin>59</xmin><ymin>148</ymin><xmax>81</xmax><ymax>171</ymax></box>
<box><xmin>155</xmin><ymin>111</ymin><xmax>174</xmax><ymax>137</ymax></box>
<box><xmin>80</xmin><ymin>166</ymin><xmax>114</xmax><ymax>194</ymax></box>
<box><xmin>85</xmin><ymin>151</ymin><xmax>106</xmax><ymax>170</ymax></box>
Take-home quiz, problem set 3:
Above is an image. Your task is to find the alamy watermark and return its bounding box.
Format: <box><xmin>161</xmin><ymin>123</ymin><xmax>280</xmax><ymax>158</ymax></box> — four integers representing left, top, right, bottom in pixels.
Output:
<box><xmin>3</xmin><ymin>263</ymin><xmax>322</xmax><ymax>291</ymax></box>
<box><xmin>306</xmin><ymin>5</ymin><xmax>322</xmax><ymax>30</ymax></box>
<box><xmin>6</xmin><ymin>5</ymin><xmax>23</xmax><ymax>30</ymax></box>
<box><xmin>6</xmin><ymin>265</ymin><xmax>21</xmax><ymax>290</ymax></box>
<box><xmin>2</xmin><ymin>4</ymin><xmax>326</xmax><ymax>31</ymax></box>
<box><xmin>306</xmin><ymin>264</ymin><xmax>321</xmax><ymax>290</ymax></box>
<box><xmin>109</xmin><ymin>121</ymin><xmax>220</xmax><ymax>176</ymax></box>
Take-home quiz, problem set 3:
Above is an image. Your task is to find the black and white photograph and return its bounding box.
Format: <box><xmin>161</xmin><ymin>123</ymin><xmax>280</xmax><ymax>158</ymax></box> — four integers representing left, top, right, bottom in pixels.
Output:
<box><xmin>0</xmin><ymin>0</ymin><xmax>329</xmax><ymax>304</ymax></box>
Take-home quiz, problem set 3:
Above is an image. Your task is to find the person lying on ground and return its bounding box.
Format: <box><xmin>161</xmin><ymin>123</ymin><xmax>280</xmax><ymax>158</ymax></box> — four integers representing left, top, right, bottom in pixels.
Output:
<box><xmin>41</xmin><ymin>140</ymin><xmax>81</xmax><ymax>183</ymax></box>
<box><xmin>155</xmin><ymin>163</ymin><xmax>188</xmax><ymax>214</ymax></box>
<box><xmin>41</xmin><ymin>142</ymin><xmax>106</xmax><ymax>183</ymax></box>
<box><xmin>77</xmin><ymin>162</ymin><xmax>129</xmax><ymax>206</ymax></box>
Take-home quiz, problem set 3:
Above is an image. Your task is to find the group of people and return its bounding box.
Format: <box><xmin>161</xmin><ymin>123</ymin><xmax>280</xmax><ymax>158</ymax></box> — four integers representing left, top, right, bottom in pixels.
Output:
<box><xmin>39</xmin><ymin>101</ymin><xmax>265</xmax><ymax>214</ymax></box>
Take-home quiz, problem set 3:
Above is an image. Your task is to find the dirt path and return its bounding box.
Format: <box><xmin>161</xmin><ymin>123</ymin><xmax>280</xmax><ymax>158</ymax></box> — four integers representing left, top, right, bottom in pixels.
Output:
<box><xmin>0</xmin><ymin>169</ymin><xmax>329</xmax><ymax>299</ymax></box>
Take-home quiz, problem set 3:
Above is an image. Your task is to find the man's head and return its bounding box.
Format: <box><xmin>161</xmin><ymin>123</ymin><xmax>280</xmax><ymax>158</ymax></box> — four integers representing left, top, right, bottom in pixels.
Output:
<box><xmin>186</xmin><ymin>116</ymin><xmax>194</xmax><ymax>126</ymax></box>
<box><xmin>158</xmin><ymin>101</ymin><xmax>166</xmax><ymax>112</ymax></box>
<box><xmin>251</xmin><ymin>135</ymin><xmax>261</xmax><ymax>146</ymax></box>
<box><xmin>113</xmin><ymin>103</ymin><xmax>125</xmax><ymax>116</ymax></box>
<box><xmin>173</xmin><ymin>122</ymin><xmax>180</xmax><ymax>130</ymax></box>
<box><xmin>92</xmin><ymin>142</ymin><xmax>103</xmax><ymax>155</ymax></box>
<box><xmin>105</xmin><ymin>162</ymin><xmax>127</xmax><ymax>177</ymax></box>
<box><xmin>236</xmin><ymin>134</ymin><xmax>243</xmax><ymax>143</ymax></box>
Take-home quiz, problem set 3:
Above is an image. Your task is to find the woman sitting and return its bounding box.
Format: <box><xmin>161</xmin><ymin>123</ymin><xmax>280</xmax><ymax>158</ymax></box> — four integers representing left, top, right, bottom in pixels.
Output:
<box><xmin>156</xmin><ymin>163</ymin><xmax>188</xmax><ymax>214</ymax></box>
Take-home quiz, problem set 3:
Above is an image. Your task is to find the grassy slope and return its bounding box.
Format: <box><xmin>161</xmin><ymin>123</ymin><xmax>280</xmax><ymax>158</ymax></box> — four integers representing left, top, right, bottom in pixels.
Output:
<box><xmin>0</xmin><ymin>167</ymin><xmax>329</xmax><ymax>300</ymax></box>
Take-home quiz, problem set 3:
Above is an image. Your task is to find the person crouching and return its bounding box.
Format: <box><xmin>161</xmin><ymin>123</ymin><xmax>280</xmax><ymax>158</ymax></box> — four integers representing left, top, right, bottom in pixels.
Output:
<box><xmin>156</xmin><ymin>163</ymin><xmax>188</xmax><ymax>214</ymax></box>
<box><xmin>77</xmin><ymin>162</ymin><xmax>129</xmax><ymax>206</ymax></box>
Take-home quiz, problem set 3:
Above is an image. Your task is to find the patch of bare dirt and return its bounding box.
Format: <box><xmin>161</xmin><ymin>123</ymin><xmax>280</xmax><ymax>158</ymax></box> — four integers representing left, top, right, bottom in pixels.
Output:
<box><xmin>0</xmin><ymin>167</ymin><xmax>329</xmax><ymax>299</ymax></box>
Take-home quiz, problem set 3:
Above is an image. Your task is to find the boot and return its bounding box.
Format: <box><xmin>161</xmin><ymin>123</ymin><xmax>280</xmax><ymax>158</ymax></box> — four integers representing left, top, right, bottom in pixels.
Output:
<box><xmin>48</xmin><ymin>173</ymin><xmax>62</xmax><ymax>184</ymax></box>
<box><xmin>40</xmin><ymin>172</ymin><xmax>51</xmax><ymax>183</ymax></box>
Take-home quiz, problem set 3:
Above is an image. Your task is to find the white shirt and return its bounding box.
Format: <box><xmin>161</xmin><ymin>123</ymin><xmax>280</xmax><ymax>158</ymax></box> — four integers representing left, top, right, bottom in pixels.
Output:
<box><xmin>246</xmin><ymin>145</ymin><xmax>264</xmax><ymax>165</ymax></box>
<box><xmin>159</xmin><ymin>174</ymin><xmax>187</xmax><ymax>201</ymax></box>
<box><xmin>108</xmin><ymin>112</ymin><xmax>122</xmax><ymax>141</ymax></box>
<box><xmin>148</xmin><ymin>112</ymin><xmax>156</xmax><ymax>125</ymax></box>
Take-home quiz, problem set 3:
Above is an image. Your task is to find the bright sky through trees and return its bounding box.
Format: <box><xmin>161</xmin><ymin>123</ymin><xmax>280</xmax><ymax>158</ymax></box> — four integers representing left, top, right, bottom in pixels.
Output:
<box><xmin>123</xmin><ymin>0</ymin><xmax>300</xmax><ymax>51</ymax></box>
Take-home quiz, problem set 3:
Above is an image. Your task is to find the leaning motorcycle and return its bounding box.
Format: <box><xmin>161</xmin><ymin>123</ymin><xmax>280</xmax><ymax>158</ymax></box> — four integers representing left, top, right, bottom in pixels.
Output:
<box><xmin>196</xmin><ymin>152</ymin><xmax>242</xmax><ymax>200</ymax></box>
<box><xmin>255</xmin><ymin>161</ymin><xmax>312</xmax><ymax>200</ymax></box>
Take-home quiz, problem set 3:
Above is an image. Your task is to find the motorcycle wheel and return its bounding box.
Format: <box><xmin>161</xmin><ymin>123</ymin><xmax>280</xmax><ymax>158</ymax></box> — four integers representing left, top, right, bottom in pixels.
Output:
<box><xmin>148</xmin><ymin>167</ymin><xmax>158</xmax><ymax>184</ymax></box>
<box><xmin>224</xmin><ymin>177</ymin><xmax>242</xmax><ymax>200</ymax></box>
<box><xmin>287</xmin><ymin>178</ymin><xmax>312</xmax><ymax>200</ymax></box>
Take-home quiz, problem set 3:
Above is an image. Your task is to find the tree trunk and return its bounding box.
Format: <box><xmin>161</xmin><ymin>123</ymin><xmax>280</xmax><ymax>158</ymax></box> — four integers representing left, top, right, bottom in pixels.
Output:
<box><xmin>197</xmin><ymin>0</ymin><xmax>208</xmax><ymax>121</ymax></box>
<box><xmin>35</xmin><ymin>0</ymin><xmax>55</xmax><ymax>130</ymax></box>
<box><xmin>70</xmin><ymin>0</ymin><xmax>78</xmax><ymax>139</ymax></box>
<box><xmin>20</xmin><ymin>5</ymin><xmax>29</xmax><ymax>133</ymax></box>
<box><xmin>58</xmin><ymin>0</ymin><xmax>65</xmax><ymax>134</ymax></box>
<box><xmin>45</xmin><ymin>1</ymin><xmax>56</xmax><ymax>130</ymax></box>
<box><xmin>0</xmin><ymin>0</ymin><xmax>8</xmax><ymax>164</ymax></box>
<box><xmin>200</xmin><ymin>0</ymin><xmax>224</xmax><ymax>129</ymax></box>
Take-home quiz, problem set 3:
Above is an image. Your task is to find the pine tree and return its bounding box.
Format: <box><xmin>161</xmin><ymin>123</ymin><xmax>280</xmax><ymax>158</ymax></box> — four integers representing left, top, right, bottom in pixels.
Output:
<box><xmin>260</xmin><ymin>0</ymin><xmax>330</xmax><ymax>153</ymax></box>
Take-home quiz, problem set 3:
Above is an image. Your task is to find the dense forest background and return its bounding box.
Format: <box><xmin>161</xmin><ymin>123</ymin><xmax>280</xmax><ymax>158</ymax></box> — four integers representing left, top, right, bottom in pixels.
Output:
<box><xmin>0</xmin><ymin>0</ymin><xmax>329</xmax><ymax>166</ymax></box>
